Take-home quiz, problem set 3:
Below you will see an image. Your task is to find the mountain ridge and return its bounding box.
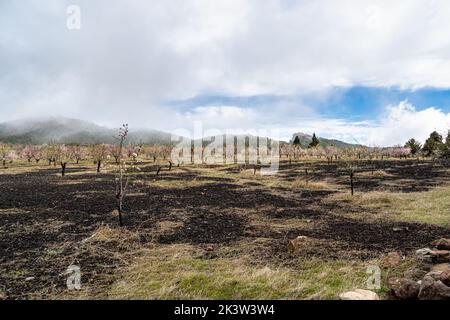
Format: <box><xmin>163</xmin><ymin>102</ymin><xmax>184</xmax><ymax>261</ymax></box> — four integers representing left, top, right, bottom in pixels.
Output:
<box><xmin>0</xmin><ymin>117</ymin><xmax>172</xmax><ymax>145</ymax></box>
<box><xmin>0</xmin><ymin>117</ymin><xmax>362</xmax><ymax>148</ymax></box>
<box><xmin>290</xmin><ymin>132</ymin><xmax>363</xmax><ymax>148</ymax></box>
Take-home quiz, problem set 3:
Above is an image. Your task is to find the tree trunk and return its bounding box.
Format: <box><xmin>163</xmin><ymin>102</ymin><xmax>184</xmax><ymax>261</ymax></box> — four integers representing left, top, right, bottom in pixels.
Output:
<box><xmin>61</xmin><ymin>162</ymin><xmax>67</xmax><ymax>177</ymax></box>
<box><xmin>350</xmin><ymin>171</ymin><xmax>354</xmax><ymax>195</ymax></box>
<box><xmin>168</xmin><ymin>161</ymin><xmax>172</xmax><ymax>171</ymax></box>
<box><xmin>97</xmin><ymin>160</ymin><xmax>101</xmax><ymax>173</ymax></box>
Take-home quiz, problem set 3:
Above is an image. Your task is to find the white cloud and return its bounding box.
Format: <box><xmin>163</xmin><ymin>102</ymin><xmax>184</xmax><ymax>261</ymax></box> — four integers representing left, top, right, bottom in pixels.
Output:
<box><xmin>166</xmin><ymin>101</ymin><xmax>450</xmax><ymax>146</ymax></box>
<box><xmin>289</xmin><ymin>101</ymin><xmax>450</xmax><ymax>146</ymax></box>
<box><xmin>2</xmin><ymin>0</ymin><xmax>450</xmax><ymax>141</ymax></box>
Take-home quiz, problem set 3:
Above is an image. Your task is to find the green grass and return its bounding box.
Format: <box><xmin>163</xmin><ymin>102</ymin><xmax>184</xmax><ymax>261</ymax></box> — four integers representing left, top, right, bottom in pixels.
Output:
<box><xmin>107</xmin><ymin>244</ymin><xmax>371</xmax><ymax>300</ymax></box>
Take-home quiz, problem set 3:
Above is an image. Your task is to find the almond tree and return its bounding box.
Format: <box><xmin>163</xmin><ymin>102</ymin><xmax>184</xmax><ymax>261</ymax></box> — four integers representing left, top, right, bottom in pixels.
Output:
<box><xmin>160</xmin><ymin>145</ymin><xmax>173</xmax><ymax>170</ymax></box>
<box><xmin>108</xmin><ymin>145</ymin><xmax>123</xmax><ymax>164</ymax></box>
<box><xmin>90</xmin><ymin>144</ymin><xmax>108</xmax><ymax>173</ymax></box>
<box><xmin>391</xmin><ymin>146</ymin><xmax>411</xmax><ymax>159</ymax></box>
<box><xmin>32</xmin><ymin>146</ymin><xmax>44</xmax><ymax>163</ymax></box>
<box><xmin>57</xmin><ymin>145</ymin><xmax>72</xmax><ymax>176</ymax></box>
<box><xmin>293</xmin><ymin>145</ymin><xmax>306</xmax><ymax>160</ymax></box>
<box><xmin>45</xmin><ymin>144</ymin><xmax>59</xmax><ymax>166</ymax></box>
<box><xmin>145</xmin><ymin>145</ymin><xmax>159</xmax><ymax>163</ymax></box>
<box><xmin>70</xmin><ymin>146</ymin><xmax>88</xmax><ymax>164</ymax></box>
<box><xmin>0</xmin><ymin>144</ymin><xmax>14</xmax><ymax>168</ymax></box>
<box><xmin>324</xmin><ymin>146</ymin><xmax>339</xmax><ymax>164</ymax></box>
<box><xmin>22</xmin><ymin>145</ymin><xmax>35</xmax><ymax>162</ymax></box>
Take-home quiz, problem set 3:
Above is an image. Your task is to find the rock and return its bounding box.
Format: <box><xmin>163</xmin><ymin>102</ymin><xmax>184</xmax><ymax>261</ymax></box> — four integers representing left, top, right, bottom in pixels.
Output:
<box><xmin>425</xmin><ymin>271</ymin><xmax>444</xmax><ymax>281</ymax></box>
<box><xmin>442</xmin><ymin>270</ymin><xmax>450</xmax><ymax>286</ymax></box>
<box><xmin>339</xmin><ymin>289</ymin><xmax>379</xmax><ymax>300</ymax></box>
<box><xmin>431</xmin><ymin>250</ymin><xmax>450</xmax><ymax>263</ymax></box>
<box><xmin>287</xmin><ymin>236</ymin><xmax>309</xmax><ymax>252</ymax></box>
<box><xmin>0</xmin><ymin>291</ymin><xmax>5</xmax><ymax>300</ymax></box>
<box><xmin>388</xmin><ymin>278</ymin><xmax>420</xmax><ymax>300</ymax></box>
<box><xmin>415</xmin><ymin>248</ymin><xmax>434</xmax><ymax>267</ymax></box>
<box><xmin>206</xmin><ymin>245</ymin><xmax>214</xmax><ymax>252</ymax></box>
<box><xmin>383</xmin><ymin>290</ymin><xmax>398</xmax><ymax>300</ymax></box>
<box><xmin>416</xmin><ymin>248</ymin><xmax>450</xmax><ymax>264</ymax></box>
<box><xmin>418</xmin><ymin>275</ymin><xmax>450</xmax><ymax>300</ymax></box>
<box><xmin>431</xmin><ymin>263</ymin><xmax>450</xmax><ymax>273</ymax></box>
<box><xmin>425</xmin><ymin>270</ymin><xmax>450</xmax><ymax>287</ymax></box>
<box><xmin>25</xmin><ymin>277</ymin><xmax>35</xmax><ymax>281</ymax></box>
<box><xmin>383</xmin><ymin>251</ymin><xmax>403</xmax><ymax>267</ymax></box>
<box><xmin>403</xmin><ymin>268</ymin><xmax>426</xmax><ymax>281</ymax></box>
<box><xmin>431</xmin><ymin>238</ymin><xmax>450</xmax><ymax>250</ymax></box>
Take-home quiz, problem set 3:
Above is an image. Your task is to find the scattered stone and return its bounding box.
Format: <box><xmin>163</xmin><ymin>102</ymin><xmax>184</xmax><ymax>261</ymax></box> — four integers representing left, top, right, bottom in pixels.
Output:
<box><xmin>431</xmin><ymin>238</ymin><xmax>450</xmax><ymax>251</ymax></box>
<box><xmin>339</xmin><ymin>289</ymin><xmax>379</xmax><ymax>300</ymax></box>
<box><xmin>383</xmin><ymin>251</ymin><xmax>403</xmax><ymax>267</ymax></box>
<box><xmin>388</xmin><ymin>278</ymin><xmax>420</xmax><ymax>300</ymax></box>
<box><xmin>0</xmin><ymin>291</ymin><xmax>5</xmax><ymax>300</ymax></box>
<box><xmin>393</xmin><ymin>227</ymin><xmax>409</xmax><ymax>232</ymax></box>
<box><xmin>25</xmin><ymin>277</ymin><xmax>35</xmax><ymax>281</ymax></box>
<box><xmin>287</xmin><ymin>236</ymin><xmax>309</xmax><ymax>252</ymax></box>
<box><xmin>206</xmin><ymin>245</ymin><xmax>214</xmax><ymax>252</ymax></box>
<box><xmin>418</xmin><ymin>275</ymin><xmax>450</xmax><ymax>300</ymax></box>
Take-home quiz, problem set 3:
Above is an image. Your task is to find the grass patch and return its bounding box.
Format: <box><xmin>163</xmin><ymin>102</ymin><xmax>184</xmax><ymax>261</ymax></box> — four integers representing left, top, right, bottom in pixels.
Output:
<box><xmin>291</xmin><ymin>178</ymin><xmax>331</xmax><ymax>190</ymax></box>
<box><xmin>108</xmin><ymin>244</ymin><xmax>370</xmax><ymax>300</ymax></box>
<box><xmin>329</xmin><ymin>187</ymin><xmax>450</xmax><ymax>227</ymax></box>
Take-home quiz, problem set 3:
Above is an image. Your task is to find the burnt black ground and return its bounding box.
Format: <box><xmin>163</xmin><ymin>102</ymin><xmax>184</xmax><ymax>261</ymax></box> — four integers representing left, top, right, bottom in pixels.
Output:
<box><xmin>0</xmin><ymin>159</ymin><xmax>449</xmax><ymax>299</ymax></box>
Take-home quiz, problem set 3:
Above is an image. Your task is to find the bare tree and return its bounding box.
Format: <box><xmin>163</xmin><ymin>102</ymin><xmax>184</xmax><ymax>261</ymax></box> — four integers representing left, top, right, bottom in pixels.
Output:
<box><xmin>115</xmin><ymin>124</ymin><xmax>129</xmax><ymax>226</ymax></box>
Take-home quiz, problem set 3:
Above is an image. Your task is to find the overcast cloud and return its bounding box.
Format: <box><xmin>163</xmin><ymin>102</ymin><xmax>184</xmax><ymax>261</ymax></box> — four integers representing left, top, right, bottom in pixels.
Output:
<box><xmin>2</xmin><ymin>0</ymin><xmax>450</xmax><ymax>145</ymax></box>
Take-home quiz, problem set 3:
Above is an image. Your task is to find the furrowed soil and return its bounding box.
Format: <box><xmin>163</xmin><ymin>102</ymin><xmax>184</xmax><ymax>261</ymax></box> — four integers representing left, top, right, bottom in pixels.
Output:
<box><xmin>0</xmin><ymin>159</ymin><xmax>449</xmax><ymax>299</ymax></box>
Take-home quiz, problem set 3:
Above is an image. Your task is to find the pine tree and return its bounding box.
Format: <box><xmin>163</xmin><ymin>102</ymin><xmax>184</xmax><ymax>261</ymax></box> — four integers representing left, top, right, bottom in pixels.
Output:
<box><xmin>422</xmin><ymin>131</ymin><xmax>443</xmax><ymax>156</ymax></box>
<box><xmin>308</xmin><ymin>133</ymin><xmax>320</xmax><ymax>148</ymax></box>
<box><xmin>404</xmin><ymin>138</ymin><xmax>422</xmax><ymax>155</ymax></box>
<box><xmin>293</xmin><ymin>136</ymin><xmax>301</xmax><ymax>146</ymax></box>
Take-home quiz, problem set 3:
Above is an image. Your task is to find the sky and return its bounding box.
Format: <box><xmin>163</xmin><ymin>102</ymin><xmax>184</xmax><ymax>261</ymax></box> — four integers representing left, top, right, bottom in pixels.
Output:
<box><xmin>2</xmin><ymin>0</ymin><xmax>450</xmax><ymax>146</ymax></box>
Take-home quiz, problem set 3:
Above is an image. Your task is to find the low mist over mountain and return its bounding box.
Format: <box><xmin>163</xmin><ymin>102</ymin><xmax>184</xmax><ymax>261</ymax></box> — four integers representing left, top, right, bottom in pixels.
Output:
<box><xmin>0</xmin><ymin>118</ymin><xmax>173</xmax><ymax>145</ymax></box>
<box><xmin>291</xmin><ymin>133</ymin><xmax>362</xmax><ymax>148</ymax></box>
<box><xmin>0</xmin><ymin>117</ymin><xmax>364</xmax><ymax>148</ymax></box>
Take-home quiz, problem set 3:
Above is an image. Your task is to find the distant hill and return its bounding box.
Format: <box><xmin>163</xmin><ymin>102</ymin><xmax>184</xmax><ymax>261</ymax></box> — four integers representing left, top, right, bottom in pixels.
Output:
<box><xmin>290</xmin><ymin>132</ymin><xmax>362</xmax><ymax>148</ymax></box>
<box><xmin>0</xmin><ymin>118</ymin><xmax>365</xmax><ymax>148</ymax></box>
<box><xmin>0</xmin><ymin>117</ymin><xmax>173</xmax><ymax>145</ymax></box>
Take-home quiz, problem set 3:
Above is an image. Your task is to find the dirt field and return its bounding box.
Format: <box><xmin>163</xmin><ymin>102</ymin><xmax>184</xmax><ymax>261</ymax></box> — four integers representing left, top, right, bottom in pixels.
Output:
<box><xmin>1</xmin><ymin>159</ymin><xmax>449</xmax><ymax>299</ymax></box>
